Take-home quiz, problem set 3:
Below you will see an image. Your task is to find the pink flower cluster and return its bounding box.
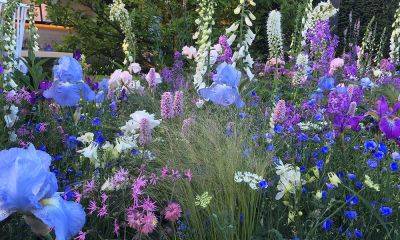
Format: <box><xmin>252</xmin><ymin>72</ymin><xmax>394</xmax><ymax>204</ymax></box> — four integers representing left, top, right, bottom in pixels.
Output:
<box><xmin>161</xmin><ymin>91</ymin><xmax>184</xmax><ymax>119</ymax></box>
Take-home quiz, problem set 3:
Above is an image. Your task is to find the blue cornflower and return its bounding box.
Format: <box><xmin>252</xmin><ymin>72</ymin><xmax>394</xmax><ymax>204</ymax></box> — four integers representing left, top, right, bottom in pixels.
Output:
<box><xmin>367</xmin><ymin>159</ymin><xmax>378</xmax><ymax>169</ymax></box>
<box><xmin>390</xmin><ymin>162</ymin><xmax>399</xmax><ymax>172</ymax></box>
<box><xmin>392</xmin><ymin>152</ymin><xmax>400</xmax><ymax>161</ymax></box>
<box><xmin>314</xmin><ymin>113</ymin><xmax>323</xmax><ymax>121</ymax></box>
<box><xmin>94</xmin><ymin>131</ymin><xmax>105</xmax><ymax>145</ymax></box>
<box><xmin>344</xmin><ymin>210</ymin><xmax>358</xmax><ymax>220</ymax></box>
<box><xmin>312</xmin><ymin>134</ymin><xmax>321</xmax><ymax>143</ymax></box>
<box><xmin>378</xmin><ymin>143</ymin><xmax>388</xmax><ymax>154</ymax></box>
<box><xmin>347</xmin><ymin>173</ymin><xmax>356</xmax><ymax>181</ymax></box>
<box><xmin>67</xmin><ymin>135</ymin><xmax>78</xmax><ymax>149</ymax></box>
<box><xmin>259</xmin><ymin>180</ymin><xmax>268</xmax><ymax>189</ymax></box>
<box><xmin>300</xmin><ymin>166</ymin><xmax>307</xmax><ymax>173</ymax></box>
<box><xmin>266</xmin><ymin>144</ymin><xmax>274</xmax><ymax>152</ymax></box>
<box><xmin>274</xmin><ymin>124</ymin><xmax>284</xmax><ymax>134</ymax></box>
<box><xmin>374</xmin><ymin>151</ymin><xmax>385</xmax><ymax>160</ymax></box>
<box><xmin>345</xmin><ymin>195</ymin><xmax>359</xmax><ymax>205</ymax></box>
<box><xmin>322</xmin><ymin>218</ymin><xmax>333</xmax><ymax>231</ymax></box>
<box><xmin>298</xmin><ymin>133</ymin><xmax>308</xmax><ymax>142</ymax></box>
<box><xmin>38</xmin><ymin>144</ymin><xmax>47</xmax><ymax>152</ymax></box>
<box><xmin>131</xmin><ymin>149</ymin><xmax>140</xmax><ymax>156</ymax></box>
<box><xmin>0</xmin><ymin>145</ymin><xmax>86</xmax><ymax>239</ymax></box>
<box><xmin>355</xmin><ymin>181</ymin><xmax>363</xmax><ymax>190</ymax></box>
<box><xmin>321</xmin><ymin>146</ymin><xmax>329</xmax><ymax>154</ymax></box>
<box><xmin>364</xmin><ymin>140</ymin><xmax>377</xmax><ymax>151</ymax></box>
<box><xmin>53</xmin><ymin>154</ymin><xmax>63</xmax><ymax>162</ymax></box>
<box><xmin>91</xmin><ymin>117</ymin><xmax>102</xmax><ymax>126</ymax></box>
<box><xmin>316</xmin><ymin>160</ymin><xmax>324</xmax><ymax>170</ymax></box>
<box><xmin>380</xmin><ymin>206</ymin><xmax>393</xmax><ymax>216</ymax></box>
<box><xmin>325</xmin><ymin>131</ymin><xmax>335</xmax><ymax>140</ymax></box>
<box><xmin>321</xmin><ymin>191</ymin><xmax>327</xmax><ymax>200</ymax></box>
<box><xmin>312</xmin><ymin>151</ymin><xmax>319</xmax><ymax>158</ymax></box>
<box><xmin>354</xmin><ymin>229</ymin><xmax>363</xmax><ymax>238</ymax></box>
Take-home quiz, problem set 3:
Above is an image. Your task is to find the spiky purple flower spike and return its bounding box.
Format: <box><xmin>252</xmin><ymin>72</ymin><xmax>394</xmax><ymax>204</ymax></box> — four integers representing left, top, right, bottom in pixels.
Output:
<box><xmin>139</xmin><ymin>118</ymin><xmax>152</xmax><ymax>146</ymax></box>
<box><xmin>161</xmin><ymin>92</ymin><xmax>174</xmax><ymax>119</ymax></box>
<box><xmin>173</xmin><ymin>91</ymin><xmax>184</xmax><ymax>117</ymax></box>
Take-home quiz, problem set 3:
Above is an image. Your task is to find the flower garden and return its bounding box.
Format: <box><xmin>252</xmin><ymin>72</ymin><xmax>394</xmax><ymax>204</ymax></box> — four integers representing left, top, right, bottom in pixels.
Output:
<box><xmin>1</xmin><ymin>0</ymin><xmax>400</xmax><ymax>239</ymax></box>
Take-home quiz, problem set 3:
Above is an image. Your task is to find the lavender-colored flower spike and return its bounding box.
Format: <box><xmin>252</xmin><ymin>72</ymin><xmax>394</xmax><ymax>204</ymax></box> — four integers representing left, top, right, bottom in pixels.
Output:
<box><xmin>139</xmin><ymin>118</ymin><xmax>152</xmax><ymax>146</ymax></box>
<box><xmin>161</xmin><ymin>92</ymin><xmax>174</xmax><ymax>119</ymax></box>
<box><xmin>146</xmin><ymin>68</ymin><xmax>162</xmax><ymax>90</ymax></box>
<box><xmin>173</xmin><ymin>91</ymin><xmax>184</xmax><ymax>117</ymax></box>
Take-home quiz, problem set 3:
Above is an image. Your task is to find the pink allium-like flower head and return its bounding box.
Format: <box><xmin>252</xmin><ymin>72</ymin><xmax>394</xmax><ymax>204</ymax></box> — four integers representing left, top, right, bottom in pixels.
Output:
<box><xmin>142</xmin><ymin>197</ymin><xmax>157</xmax><ymax>212</ymax></box>
<box><xmin>164</xmin><ymin>202</ymin><xmax>182</xmax><ymax>222</ymax></box>
<box><xmin>161</xmin><ymin>92</ymin><xmax>174</xmax><ymax>119</ymax></box>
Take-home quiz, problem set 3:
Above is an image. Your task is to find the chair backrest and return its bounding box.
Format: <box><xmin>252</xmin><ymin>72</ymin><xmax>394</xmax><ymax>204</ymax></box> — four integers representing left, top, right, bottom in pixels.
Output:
<box><xmin>0</xmin><ymin>0</ymin><xmax>29</xmax><ymax>60</ymax></box>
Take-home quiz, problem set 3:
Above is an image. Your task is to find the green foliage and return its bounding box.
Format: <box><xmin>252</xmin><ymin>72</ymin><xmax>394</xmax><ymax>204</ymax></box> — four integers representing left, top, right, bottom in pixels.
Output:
<box><xmin>45</xmin><ymin>0</ymin><xmax>303</xmax><ymax>74</ymax></box>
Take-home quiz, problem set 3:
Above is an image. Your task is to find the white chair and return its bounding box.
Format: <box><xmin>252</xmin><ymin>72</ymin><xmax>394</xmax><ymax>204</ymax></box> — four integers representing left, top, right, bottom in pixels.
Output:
<box><xmin>0</xmin><ymin>0</ymin><xmax>29</xmax><ymax>68</ymax></box>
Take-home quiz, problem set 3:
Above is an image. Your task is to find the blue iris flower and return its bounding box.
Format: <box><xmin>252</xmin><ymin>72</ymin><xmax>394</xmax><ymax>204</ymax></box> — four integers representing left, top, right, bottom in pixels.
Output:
<box><xmin>44</xmin><ymin>57</ymin><xmax>95</xmax><ymax>107</ymax></box>
<box><xmin>95</xmin><ymin>78</ymin><xmax>109</xmax><ymax>104</ymax></box>
<box><xmin>199</xmin><ymin>63</ymin><xmax>244</xmax><ymax>108</ymax></box>
<box><xmin>0</xmin><ymin>145</ymin><xmax>86</xmax><ymax>240</ymax></box>
<box><xmin>360</xmin><ymin>77</ymin><xmax>374</xmax><ymax>89</ymax></box>
<box><xmin>318</xmin><ymin>76</ymin><xmax>335</xmax><ymax>91</ymax></box>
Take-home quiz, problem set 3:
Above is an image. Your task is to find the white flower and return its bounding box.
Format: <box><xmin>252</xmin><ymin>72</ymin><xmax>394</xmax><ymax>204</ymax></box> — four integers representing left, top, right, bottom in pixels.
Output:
<box><xmin>109</xmin><ymin>69</ymin><xmax>133</xmax><ymax>90</ymax></box>
<box><xmin>121</xmin><ymin>110</ymin><xmax>161</xmax><ymax>134</ymax></box>
<box><xmin>77</xmin><ymin>142</ymin><xmax>99</xmax><ymax>161</ymax></box>
<box><xmin>128</xmin><ymin>63</ymin><xmax>141</xmax><ymax>74</ymax></box>
<box><xmin>275</xmin><ymin>164</ymin><xmax>303</xmax><ymax>200</ymax></box>
<box><xmin>226</xmin><ymin>23</ymin><xmax>239</xmax><ymax>34</ymax></box>
<box><xmin>114</xmin><ymin>135</ymin><xmax>137</xmax><ymax>153</ymax></box>
<box><xmin>101</xmin><ymin>178</ymin><xmax>115</xmax><ymax>191</ymax></box>
<box><xmin>195</xmin><ymin>99</ymin><xmax>205</xmax><ymax>108</ymax></box>
<box><xmin>296</xmin><ymin>53</ymin><xmax>309</xmax><ymax>66</ymax></box>
<box><xmin>9</xmin><ymin>131</ymin><xmax>17</xmax><ymax>142</ymax></box>
<box><xmin>4</xmin><ymin>105</ymin><xmax>19</xmax><ymax>128</ymax></box>
<box><xmin>267</xmin><ymin>10</ymin><xmax>283</xmax><ymax>58</ymax></box>
<box><xmin>77</xmin><ymin>132</ymin><xmax>94</xmax><ymax>144</ymax></box>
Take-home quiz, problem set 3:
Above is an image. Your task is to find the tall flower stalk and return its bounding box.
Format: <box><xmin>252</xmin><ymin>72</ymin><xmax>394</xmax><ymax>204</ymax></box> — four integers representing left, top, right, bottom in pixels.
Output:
<box><xmin>226</xmin><ymin>0</ymin><xmax>256</xmax><ymax>81</ymax></box>
<box><xmin>27</xmin><ymin>4</ymin><xmax>39</xmax><ymax>54</ymax></box>
<box><xmin>390</xmin><ymin>2</ymin><xmax>400</xmax><ymax>63</ymax></box>
<box><xmin>193</xmin><ymin>0</ymin><xmax>216</xmax><ymax>90</ymax></box>
<box><xmin>1</xmin><ymin>0</ymin><xmax>21</xmax><ymax>89</ymax></box>
<box><xmin>267</xmin><ymin>10</ymin><xmax>283</xmax><ymax>60</ymax></box>
<box><xmin>109</xmin><ymin>0</ymin><xmax>136</xmax><ymax>65</ymax></box>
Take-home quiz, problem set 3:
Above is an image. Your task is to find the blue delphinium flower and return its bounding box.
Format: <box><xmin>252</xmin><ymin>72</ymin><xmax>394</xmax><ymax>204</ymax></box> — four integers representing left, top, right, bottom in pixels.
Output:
<box><xmin>344</xmin><ymin>210</ymin><xmax>357</xmax><ymax>220</ymax></box>
<box><xmin>199</xmin><ymin>63</ymin><xmax>244</xmax><ymax>108</ymax></box>
<box><xmin>44</xmin><ymin>56</ymin><xmax>95</xmax><ymax>107</ymax></box>
<box><xmin>379</xmin><ymin>206</ymin><xmax>393</xmax><ymax>216</ymax></box>
<box><xmin>0</xmin><ymin>145</ymin><xmax>86</xmax><ymax>239</ymax></box>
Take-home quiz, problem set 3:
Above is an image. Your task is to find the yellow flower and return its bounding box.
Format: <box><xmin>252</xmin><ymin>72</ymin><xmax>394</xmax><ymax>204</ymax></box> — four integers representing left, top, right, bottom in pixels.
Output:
<box><xmin>195</xmin><ymin>192</ymin><xmax>212</xmax><ymax>208</ymax></box>
<box><xmin>328</xmin><ymin>172</ymin><xmax>341</xmax><ymax>187</ymax></box>
<box><xmin>364</xmin><ymin>175</ymin><xmax>380</xmax><ymax>191</ymax></box>
<box><xmin>315</xmin><ymin>190</ymin><xmax>322</xmax><ymax>200</ymax></box>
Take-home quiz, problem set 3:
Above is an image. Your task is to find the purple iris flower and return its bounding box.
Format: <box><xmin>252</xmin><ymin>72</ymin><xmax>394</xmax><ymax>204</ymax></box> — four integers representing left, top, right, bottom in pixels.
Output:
<box><xmin>374</xmin><ymin>96</ymin><xmax>400</xmax><ymax>139</ymax></box>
